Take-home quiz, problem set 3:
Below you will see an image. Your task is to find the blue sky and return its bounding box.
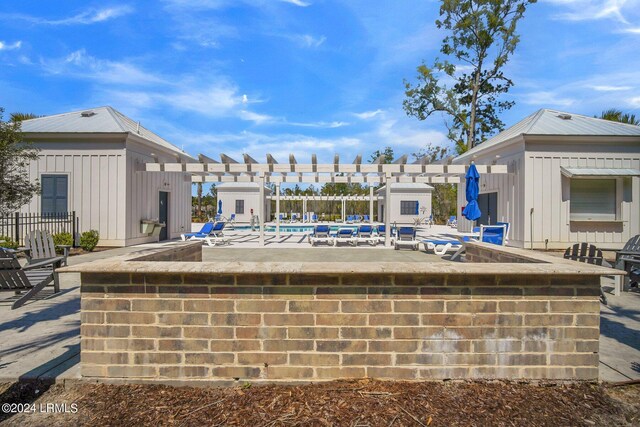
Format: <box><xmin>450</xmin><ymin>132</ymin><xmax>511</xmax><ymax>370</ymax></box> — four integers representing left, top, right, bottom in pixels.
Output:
<box><xmin>1</xmin><ymin>0</ymin><xmax>639</xmax><ymax>168</ymax></box>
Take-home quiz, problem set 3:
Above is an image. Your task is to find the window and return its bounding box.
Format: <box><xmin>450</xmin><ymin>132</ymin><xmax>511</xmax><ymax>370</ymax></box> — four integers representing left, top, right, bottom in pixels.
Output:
<box><xmin>400</xmin><ymin>200</ymin><xmax>419</xmax><ymax>215</ymax></box>
<box><xmin>570</xmin><ymin>178</ymin><xmax>617</xmax><ymax>221</ymax></box>
<box><xmin>41</xmin><ymin>175</ymin><xmax>68</xmax><ymax>215</ymax></box>
<box><xmin>235</xmin><ymin>199</ymin><xmax>245</xmax><ymax>214</ymax></box>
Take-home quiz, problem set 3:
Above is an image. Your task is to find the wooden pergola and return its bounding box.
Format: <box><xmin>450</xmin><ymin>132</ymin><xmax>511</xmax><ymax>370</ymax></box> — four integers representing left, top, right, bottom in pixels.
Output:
<box><xmin>146</xmin><ymin>153</ymin><xmax>508</xmax><ymax>246</ymax></box>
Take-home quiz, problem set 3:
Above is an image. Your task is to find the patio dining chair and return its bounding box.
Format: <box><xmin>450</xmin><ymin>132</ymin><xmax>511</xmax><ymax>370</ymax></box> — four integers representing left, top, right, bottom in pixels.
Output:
<box><xmin>479</xmin><ymin>224</ymin><xmax>507</xmax><ymax>246</ymax></box>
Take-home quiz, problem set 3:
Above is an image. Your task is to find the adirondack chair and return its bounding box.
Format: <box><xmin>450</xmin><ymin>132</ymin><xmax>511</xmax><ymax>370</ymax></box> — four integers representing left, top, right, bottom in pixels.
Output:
<box><xmin>615</xmin><ymin>234</ymin><xmax>640</xmax><ymax>288</ymax></box>
<box><xmin>23</xmin><ymin>230</ymin><xmax>70</xmax><ymax>267</ymax></box>
<box><xmin>0</xmin><ymin>248</ymin><xmax>59</xmax><ymax>309</ymax></box>
<box><xmin>563</xmin><ymin>243</ymin><xmax>611</xmax><ymax>305</ymax></box>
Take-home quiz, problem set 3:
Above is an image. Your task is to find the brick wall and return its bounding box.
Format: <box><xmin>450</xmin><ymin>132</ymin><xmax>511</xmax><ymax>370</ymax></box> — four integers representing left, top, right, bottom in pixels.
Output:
<box><xmin>80</xmin><ymin>270</ymin><xmax>601</xmax><ymax>383</ymax></box>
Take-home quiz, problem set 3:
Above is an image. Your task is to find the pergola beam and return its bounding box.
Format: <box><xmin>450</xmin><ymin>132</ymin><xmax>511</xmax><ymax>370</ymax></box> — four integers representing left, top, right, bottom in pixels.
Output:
<box><xmin>149</xmin><ymin>162</ymin><xmax>506</xmax><ymax>175</ymax></box>
<box><xmin>190</xmin><ymin>175</ymin><xmax>462</xmax><ymax>184</ymax></box>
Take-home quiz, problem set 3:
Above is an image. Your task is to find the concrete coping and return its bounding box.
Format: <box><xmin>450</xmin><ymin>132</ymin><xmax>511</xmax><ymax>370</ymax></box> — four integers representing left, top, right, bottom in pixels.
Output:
<box><xmin>60</xmin><ymin>241</ymin><xmax>624</xmax><ymax>277</ymax></box>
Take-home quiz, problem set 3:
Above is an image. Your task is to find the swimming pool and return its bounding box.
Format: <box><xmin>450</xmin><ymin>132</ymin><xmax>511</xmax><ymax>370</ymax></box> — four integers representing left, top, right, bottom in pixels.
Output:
<box><xmin>233</xmin><ymin>225</ymin><xmax>364</xmax><ymax>233</ymax></box>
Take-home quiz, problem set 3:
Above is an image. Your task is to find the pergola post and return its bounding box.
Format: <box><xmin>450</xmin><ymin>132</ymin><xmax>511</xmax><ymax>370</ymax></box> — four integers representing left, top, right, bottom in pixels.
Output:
<box><xmin>369</xmin><ymin>185</ymin><xmax>374</xmax><ymax>223</ymax></box>
<box><xmin>303</xmin><ymin>199</ymin><xmax>307</xmax><ymax>222</ymax></box>
<box><xmin>258</xmin><ymin>174</ymin><xmax>265</xmax><ymax>246</ymax></box>
<box><xmin>275</xmin><ymin>183</ymin><xmax>281</xmax><ymax>239</ymax></box>
<box><xmin>341</xmin><ymin>198</ymin><xmax>345</xmax><ymax>222</ymax></box>
<box><xmin>384</xmin><ymin>174</ymin><xmax>391</xmax><ymax>247</ymax></box>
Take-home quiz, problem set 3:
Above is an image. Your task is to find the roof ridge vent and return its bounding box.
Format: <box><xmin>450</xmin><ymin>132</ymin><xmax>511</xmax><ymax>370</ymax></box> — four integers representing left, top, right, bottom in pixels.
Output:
<box><xmin>81</xmin><ymin>110</ymin><xmax>96</xmax><ymax>117</ymax></box>
<box><xmin>557</xmin><ymin>113</ymin><xmax>572</xmax><ymax>120</ymax></box>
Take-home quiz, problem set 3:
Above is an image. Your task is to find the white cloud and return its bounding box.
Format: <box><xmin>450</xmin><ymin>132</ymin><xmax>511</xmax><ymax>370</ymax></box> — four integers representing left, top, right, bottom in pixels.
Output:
<box><xmin>280</xmin><ymin>0</ymin><xmax>311</xmax><ymax>6</ymax></box>
<box><xmin>287</xmin><ymin>120</ymin><xmax>348</xmax><ymax>128</ymax></box>
<box><xmin>292</xmin><ymin>34</ymin><xmax>326</xmax><ymax>48</ymax></box>
<box><xmin>0</xmin><ymin>6</ymin><xmax>133</xmax><ymax>25</ymax></box>
<box><xmin>353</xmin><ymin>109</ymin><xmax>383</xmax><ymax>120</ymax></box>
<box><xmin>239</xmin><ymin>110</ymin><xmax>274</xmax><ymax>124</ymax></box>
<box><xmin>0</xmin><ymin>40</ymin><xmax>21</xmax><ymax>50</ymax></box>
<box><xmin>547</xmin><ymin>0</ymin><xmax>630</xmax><ymax>23</ymax></box>
<box><xmin>622</xmin><ymin>27</ymin><xmax>640</xmax><ymax>33</ymax></box>
<box><xmin>521</xmin><ymin>91</ymin><xmax>576</xmax><ymax>107</ymax></box>
<box><xmin>589</xmin><ymin>84</ymin><xmax>633</xmax><ymax>91</ymax></box>
<box><xmin>41</xmin><ymin>49</ymin><xmax>164</xmax><ymax>86</ymax></box>
<box><xmin>628</xmin><ymin>96</ymin><xmax>640</xmax><ymax>107</ymax></box>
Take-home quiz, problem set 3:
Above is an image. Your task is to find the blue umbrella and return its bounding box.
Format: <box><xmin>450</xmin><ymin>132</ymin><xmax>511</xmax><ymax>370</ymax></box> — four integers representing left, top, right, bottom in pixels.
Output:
<box><xmin>217</xmin><ymin>200</ymin><xmax>223</xmax><ymax>215</ymax></box>
<box><xmin>462</xmin><ymin>163</ymin><xmax>482</xmax><ymax>221</ymax></box>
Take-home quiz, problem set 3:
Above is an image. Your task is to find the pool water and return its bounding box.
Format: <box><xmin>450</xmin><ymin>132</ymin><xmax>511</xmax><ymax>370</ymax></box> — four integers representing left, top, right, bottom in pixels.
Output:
<box><xmin>233</xmin><ymin>225</ymin><xmax>373</xmax><ymax>233</ymax></box>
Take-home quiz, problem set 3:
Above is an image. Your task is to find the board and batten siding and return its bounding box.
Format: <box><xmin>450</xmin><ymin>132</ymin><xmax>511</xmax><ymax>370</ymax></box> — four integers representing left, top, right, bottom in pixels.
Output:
<box><xmin>125</xmin><ymin>140</ymin><xmax>192</xmax><ymax>246</ymax></box>
<box><xmin>21</xmin><ymin>142</ymin><xmax>127</xmax><ymax>246</ymax></box>
<box><xmin>457</xmin><ymin>145</ymin><xmax>526</xmax><ymax>247</ymax></box>
<box><xmin>378</xmin><ymin>189</ymin><xmax>433</xmax><ymax>225</ymax></box>
<box><xmin>525</xmin><ymin>141</ymin><xmax>640</xmax><ymax>250</ymax></box>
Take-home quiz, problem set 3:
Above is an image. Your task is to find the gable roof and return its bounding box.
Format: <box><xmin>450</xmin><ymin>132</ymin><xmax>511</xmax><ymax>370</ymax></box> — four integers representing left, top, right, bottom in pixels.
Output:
<box><xmin>455</xmin><ymin>109</ymin><xmax>640</xmax><ymax>162</ymax></box>
<box><xmin>19</xmin><ymin>106</ymin><xmax>196</xmax><ymax>161</ymax></box>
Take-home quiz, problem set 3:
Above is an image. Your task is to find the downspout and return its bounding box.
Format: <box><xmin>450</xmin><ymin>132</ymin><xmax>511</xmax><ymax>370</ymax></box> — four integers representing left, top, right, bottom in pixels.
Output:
<box><xmin>529</xmin><ymin>208</ymin><xmax>534</xmax><ymax>250</ymax></box>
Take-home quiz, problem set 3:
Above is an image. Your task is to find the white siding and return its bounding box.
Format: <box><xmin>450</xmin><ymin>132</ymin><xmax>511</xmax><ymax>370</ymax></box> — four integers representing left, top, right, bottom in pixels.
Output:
<box><xmin>217</xmin><ymin>187</ymin><xmax>271</xmax><ymax>223</ymax></box>
<box><xmin>21</xmin><ymin>140</ymin><xmax>127</xmax><ymax>246</ymax></box>
<box><xmin>377</xmin><ymin>187</ymin><xmax>433</xmax><ymax>224</ymax></box>
<box><xmin>125</xmin><ymin>140</ymin><xmax>192</xmax><ymax>245</ymax></box>
<box><xmin>457</xmin><ymin>144</ymin><xmax>526</xmax><ymax>247</ymax></box>
<box><xmin>525</xmin><ymin>140</ymin><xmax>640</xmax><ymax>249</ymax></box>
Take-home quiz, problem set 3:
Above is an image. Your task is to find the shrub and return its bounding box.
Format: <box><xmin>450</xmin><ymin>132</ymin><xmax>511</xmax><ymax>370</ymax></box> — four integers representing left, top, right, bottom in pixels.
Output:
<box><xmin>52</xmin><ymin>232</ymin><xmax>74</xmax><ymax>253</ymax></box>
<box><xmin>0</xmin><ymin>235</ymin><xmax>19</xmax><ymax>250</ymax></box>
<box><xmin>80</xmin><ymin>230</ymin><xmax>100</xmax><ymax>252</ymax></box>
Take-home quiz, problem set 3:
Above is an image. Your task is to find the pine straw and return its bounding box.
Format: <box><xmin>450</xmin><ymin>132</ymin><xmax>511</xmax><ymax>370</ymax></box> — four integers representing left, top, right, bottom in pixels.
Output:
<box><xmin>2</xmin><ymin>379</ymin><xmax>639</xmax><ymax>426</ymax></box>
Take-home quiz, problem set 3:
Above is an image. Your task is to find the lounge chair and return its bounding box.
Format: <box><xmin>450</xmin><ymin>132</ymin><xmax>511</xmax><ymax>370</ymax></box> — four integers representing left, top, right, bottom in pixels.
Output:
<box><xmin>181</xmin><ymin>222</ymin><xmax>214</xmax><ymax>241</ymax></box>
<box><xmin>376</xmin><ymin>225</ymin><xmax>395</xmax><ymax>244</ymax></box>
<box><xmin>346</xmin><ymin>215</ymin><xmax>355</xmax><ymax>224</ymax></box>
<box><xmin>447</xmin><ymin>216</ymin><xmax>457</xmax><ymax>227</ymax></box>
<box><xmin>363</xmin><ymin>215</ymin><xmax>370</xmax><ymax>222</ymax></box>
<box><xmin>423</xmin><ymin>238</ymin><xmax>463</xmax><ymax>255</ymax></box>
<box><xmin>563</xmin><ymin>243</ymin><xmax>613</xmax><ymax>304</ymax></box>
<box><xmin>308</xmin><ymin>225</ymin><xmax>332</xmax><ymax>246</ymax></box>
<box><xmin>203</xmin><ymin>222</ymin><xmax>229</xmax><ymax>246</ymax></box>
<box><xmin>23</xmin><ymin>230</ymin><xmax>71</xmax><ymax>267</ymax></box>
<box><xmin>394</xmin><ymin>227</ymin><xmax>419</xmax><ymax>251</ymax></box>
<box><xmin>311</xmin><ymin>214</ymin><xmax>318</xmax><ymax>223</ymax></box>
<box><xmin>290</xmin><ymin>214</ymin><xmax>298</xmax><ymax>223</ymax></box>
<box><xmin>479</xmin><ymin>225</ymin><xmax>507</xmax><ymax>246</ymax></box>
<box><xmin>0</xmin><ymin>248</ymin><xmax>60</xmax><ymax>309</ymax></box>
<box><xmin>334</xmin><ymin>227</ymin><xmax>355</xmax><ymax>246</ymax></box>
<box><xmin>227</xmin><ymin>214</ymin><xmax>236</xmax><ymax>229</ymax></box>
<box><xmin>353</xmin><ymin>225</ymin><xmax>377</xmax><ymax>246</ymax></box>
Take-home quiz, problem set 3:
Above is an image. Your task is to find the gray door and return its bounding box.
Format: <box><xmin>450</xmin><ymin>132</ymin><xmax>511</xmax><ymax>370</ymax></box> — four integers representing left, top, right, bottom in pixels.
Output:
<box><xmin>159</xmin><ymin>191</ymin><xmax>169</xmax><ymax>241</ymax></box>
<box><xmin>477</xmin><ymin>192</ymin><xmax>498</xmax><ymax>225</ymax></box>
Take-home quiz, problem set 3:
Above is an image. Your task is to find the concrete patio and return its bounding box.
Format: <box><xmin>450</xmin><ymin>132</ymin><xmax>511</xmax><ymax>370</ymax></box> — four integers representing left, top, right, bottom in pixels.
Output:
<box><xmin>1</xmin><ymin>240</ymin><xmax>638</xmax><ymax>383</ymax></box>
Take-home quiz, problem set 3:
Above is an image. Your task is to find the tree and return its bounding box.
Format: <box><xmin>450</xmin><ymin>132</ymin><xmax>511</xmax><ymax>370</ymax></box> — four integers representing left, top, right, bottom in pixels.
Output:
<box><xmin>598</xmin><ymin>109</ymin><xmax>640</xmax><ymax>126</ymax></box>
<box><xmin>0</xmin><ymin>108</ymin><xmax>40</xmax><ymax>215</ymax></box>
<box><xmin>369</xmin><ymin>147</ymin><xmax>394</xmax><ymax>164</ymax></box>
<box><xmin>10</xmin><ymin>112</ymin><xmax>41</xmax><ymax>122</ymax></box>
<box><xmin>412</xmin><ymin>144</ymin><xmax>457</xmax><ymax>223</ymax></box>
<box><xmin>404</xmin><ymin>0</ymin><xmax>536</xmax><ymax>153</ymax></box>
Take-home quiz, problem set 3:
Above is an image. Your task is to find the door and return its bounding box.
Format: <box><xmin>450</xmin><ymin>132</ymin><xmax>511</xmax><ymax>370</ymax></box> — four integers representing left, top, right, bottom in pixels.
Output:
<box><xmin>477</xmin><ymin>192</ymin><xmax>498</xmax><ymax>225</ymax></box>
<box><xmin>159</xmin><ymin>191</ymin><xmax>169</xmax><ymax>241</ymax></box>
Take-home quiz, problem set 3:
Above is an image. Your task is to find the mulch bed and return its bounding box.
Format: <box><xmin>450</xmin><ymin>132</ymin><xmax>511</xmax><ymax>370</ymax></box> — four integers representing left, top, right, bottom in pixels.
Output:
<box><xmin>2</xmin><ymin>379</ymin><xmax>639</xmax><ymax>426</ymax></box>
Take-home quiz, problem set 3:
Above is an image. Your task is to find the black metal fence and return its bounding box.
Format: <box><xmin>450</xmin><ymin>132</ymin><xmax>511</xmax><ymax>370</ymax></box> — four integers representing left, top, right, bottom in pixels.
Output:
<box><xmin>0</xmin><ymin>211</ymin><xmax>78</xmax><ymax>246</ymax></box>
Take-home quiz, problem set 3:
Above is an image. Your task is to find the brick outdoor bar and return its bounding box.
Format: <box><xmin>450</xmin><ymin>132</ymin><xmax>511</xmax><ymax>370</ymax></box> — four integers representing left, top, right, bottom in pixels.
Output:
<box><xmin>62</xmin><ymin>242</ymin><xmax>623</xmax><ymax>384</ymax></box>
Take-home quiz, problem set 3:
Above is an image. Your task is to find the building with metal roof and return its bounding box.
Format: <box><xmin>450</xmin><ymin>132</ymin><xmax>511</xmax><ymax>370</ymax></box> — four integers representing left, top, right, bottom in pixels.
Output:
<box><xmin>18</xmin><ymin>106</ymin><xmax>195</xmax><ymax>246</ymax></box>
<box><xmin>452</xmin><ymin>109</ymin><xmax>640</xmax><ymax>249</ymax></box>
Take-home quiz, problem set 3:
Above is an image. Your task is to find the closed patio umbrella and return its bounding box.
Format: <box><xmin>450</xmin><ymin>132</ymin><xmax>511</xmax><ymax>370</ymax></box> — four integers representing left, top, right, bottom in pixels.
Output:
<box><xmin>217</xmin><ymin>200</ymin><xmax>223</xmax><ymax>215</ymax></box>
<box><xmin>462</xmin><ymin>163</ymin><xmax>481</xmax><ymax>222</ymax></box>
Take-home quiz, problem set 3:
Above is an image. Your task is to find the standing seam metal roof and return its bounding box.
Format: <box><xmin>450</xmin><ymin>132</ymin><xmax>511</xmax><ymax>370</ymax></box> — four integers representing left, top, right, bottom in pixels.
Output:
<box><xmin>19</xmin><ymin>106</ymin><xmax>195</xmax><ymax>160</ymax></box>
<box><xmin>455</xmin><ymin>108</ymin><xmax>640</xmax><ymax>162</ymax></box>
